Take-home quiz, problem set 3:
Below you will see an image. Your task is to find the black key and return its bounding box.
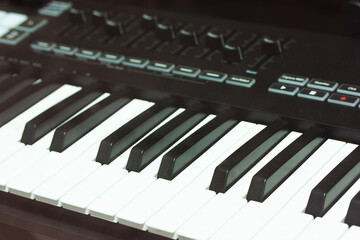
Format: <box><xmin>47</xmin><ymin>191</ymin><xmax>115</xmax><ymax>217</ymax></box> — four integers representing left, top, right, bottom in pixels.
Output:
<box><xmin>209</xmin><ymin>119</ymin><xmax>290</xmax><ymax>193</ymax></box>
<box><xmin>50</xmin><ymin>93</ymin><xmax>131</xmax><ymax>152</ymax></box>
<box><xmin>0</xmin><ymin>77</ymin><xmax>62</xmax><ymax>127</ymax></box>
<box><xmin>0</xmin><ymin>62</ymin><xmax>11</xmax><ymax>74</ymax></box>
<box><xmin>305</xmin><ymin>147</ymin><xmax>360</xmax><ymax>217</ymax></box>
<box><xmin>158</xmin><ymin>110</ymin><xmax>238</xmax><ymax>180</ymax></box>
<box><xmin>96</xmin><ymin>99</ymin><xmax>178</xmax><ymax>165</ymax></box>
<box><xmin>345</xmin><ymin>190</ymin><xmax>360</xmax><ymax>227</ymax></box>
<box><xmin>0</xmin><ymin>67</ymin><xmax>38</xmax><ymax>94</ymax></box>
<box><xmin>21</xmin><ymin>84</ymin><xmax>102</xmax><ymax>145</ymax></box>
<box><xmin>126</xmin><ymin>103</ymin><xmax>208</xmax><ymax>172</ymax></box>
<box><xmin>0</xmin><ymin>77</ymin><xmax>43</xmax><ymax>104</ymax></box>
<box><xmin>247</xmin><ymin>126</ymin><xmax>326</xmax><ymax>202</ymax></box>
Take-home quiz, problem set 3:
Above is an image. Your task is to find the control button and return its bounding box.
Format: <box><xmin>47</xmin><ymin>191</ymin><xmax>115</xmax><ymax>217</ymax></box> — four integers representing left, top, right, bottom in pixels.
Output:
<box><xmin>98</xmin><ymin>53</ymin><xmax>124</xmax><ymax>64</ymax></box>
<box><xmin>261</xmin><ymin>37</ymin><xmax>283</xmax><ymax>55</ymax></box>
<box><xmin>142</xmin><ymin>14</ymin><xmax>158</xmax><ymax>31</ymax></box>
<box><xmin>278</xmin><ymin>73</ymin><xmax>309</xmax><ymax>86</ymax></box>
<box><xmin>0</xmin><ymin>13</ymin><xmax>28</xmax><ymax>29</ymax></box>
<box><xmin>48</xmin><ymin>1</ymin><xmax>73</xmax><ymax>11</ymax></box>
<box><xmin>38</xmin><ymin>6</ymin><xmax>63</xmax><ymax>17</ymax></box>
<box><xmin>307</xmin><ymin>79</ymin><xmax>339</xmax><ymax>91</ymax></box>
<box><xmin>53</xmin><ymin>44</ymin><xmax>79</xmax><ymax>56</ymax></box>
<box><xmin>225</xmin><ymin>75</ymin><xmax>256</xmax><ymax>88</ymax></box>
<box><xmin>30</xmin><ymin>41</ymin><xmax>56</xmax><ymax>52</ymax></box>
<box><xmin>173</xmin><ymin>65</ymin><xmax>201</xmax><ymax>78</ymax></box>
<box><xmin>0</xmin><ymin>29</ymin><xmax>30</xmax><ymax>45</ymax></box>
<box><xmin>75</xmin><ymin>49</ymin><xmax>101</xmax><ymax>60</ymax></box>
<box><xmin>297</xmin><ymin>88</ymin><xmax>329</xmax><ymax>102</ymax></box>
<box><xmin>147</xmin><ymin>61</ymin><xmax>175</xmax><ymax>73</ymax></box>
<box><xmin>16</xmin><ymin>17</ymin><xmax>48</xmax><ymax>32</ymax></box>
<box><xmin>223</xmin><ymin>41</ymin><xmax>243</xmax><ymax>62</ymax></box>
<box><xmin>68</xmin><ymin>8</ymin><xmax>88</xmax><ymax>24</ymax></box>
<box><xmin>179</xmin><ymin>26</ymin><xmax>199</xmax><ymax>46</ymax></box>
<box><xmin>122</xmin><ymin>57</ymin><xmax>150</xmax><ymax>69</ymax></box>
<box><xmin>206</xmin><ymin>30</ymin><xmax>225</xmax><ymax>50</ymax></box>
<box><xmin>337</xmin><ymin>84</ymin><xmax>360</xmax><ymax>97</ymax></box>
<box><xmin>268</xmin><ymin>83</ymin><xmax>299</xmax><ymax>96</ymax></box>
<box><xmin>198</xmin><ymin>70</ymin><xmax>228</xmax><ymax>83</ymax></box>
<box><xmin>327</xmin><ymin>93</ymin><xmax>359</xmax><ymax>107</ymax></box>
<box><xmin>156</xmin><ymin>22</ymin><xmax>176</xmax><ymax>41</ymax></box>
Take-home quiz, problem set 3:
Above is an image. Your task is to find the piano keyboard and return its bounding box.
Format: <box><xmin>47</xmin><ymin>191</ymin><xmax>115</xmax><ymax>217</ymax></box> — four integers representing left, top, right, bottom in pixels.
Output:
<box><xmin>0</xmin><ymin>0</ymin><xmax>359</xmax><ymax>239</ymax></box>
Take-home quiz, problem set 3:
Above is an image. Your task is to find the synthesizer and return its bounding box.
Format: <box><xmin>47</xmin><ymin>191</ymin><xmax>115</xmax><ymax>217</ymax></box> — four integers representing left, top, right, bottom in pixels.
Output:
<box><xmin>0</xmin><ymin>0</ymin><xmax>359</xmax><ymax>239</ymax></box>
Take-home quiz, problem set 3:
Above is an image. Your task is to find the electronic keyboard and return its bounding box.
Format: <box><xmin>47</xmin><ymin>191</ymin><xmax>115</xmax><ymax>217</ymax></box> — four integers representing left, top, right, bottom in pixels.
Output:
<box><xmin>0</xmin><ymin>0</ymin><xmax>359</xmax><ymax>239</ymax></box>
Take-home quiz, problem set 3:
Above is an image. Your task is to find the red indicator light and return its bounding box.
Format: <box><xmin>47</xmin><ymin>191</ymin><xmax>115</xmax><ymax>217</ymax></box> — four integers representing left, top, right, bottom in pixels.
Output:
<box><xmin>340</xmin><ymin>96</ymin><xmax>347</xmax><ymax>101</ymax></box>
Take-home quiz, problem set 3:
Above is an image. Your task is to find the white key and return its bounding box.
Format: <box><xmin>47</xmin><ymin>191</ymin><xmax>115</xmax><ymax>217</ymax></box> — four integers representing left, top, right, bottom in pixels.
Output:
<box><xmin>253</xmin><ymin>143</ymin><xmax>357</xmax><ymax>240</ymax></box>
<box><xmin>340</xmin><ymin>226</ymin><xmax>360</xmax><ymax>240</ymax></box>
<box><xmin>324</xmin><ymin>179</ymin><xmax>360</xmax><ymax>222</ymax></box>
<box><xmin>0</xmin><ymin>11</ymin><xmax>7</xmax><ymax>19</ymax></box>
<box><xmin>296</xmin><ymin>217</ymin><xmax>348</xmax><ymax>240</ymax></box>
<box><xmin>6</xmin><ymin>100</ymin><xmax>152</xmax><ymax>198</ymax></box>
<box><xmin>176</xmin><ymin>131</ymin><xmax>300</xmax><ymax>240</ymax></box>
<box><xmin>116</xmin><ymin>122</ymin><xmax>262</xmax><ymax>230</ymax></box>
<box><xmin>0</xmin><ymin>132</ymin><xmax>54</xmax><ymax>191</ymax></box>
<box><xmin>210</xmin><ymin>139</ymin><xmax>346</xmax><ymax>240</ymax></box>
<box><xmin>147</xmin><ymin>188</ymin><xmax>215</xmax><ymax>239</ymax></box>
<box><xmin>252</xmin><ymin>212</ymin><xmax>313</xmax><ymax>240</ymax></box>
<box><xmin>88</xmin><ymin>171</ymin><xmax>156</xmax><ymax>222</ymax></box>
<box><xmin>33</xmin><ymin>160</ymin><xmax>101</xmax><ymax>206</ymax></box>
<box><xmin>0</xmin><ymin>13</ymin><xmax>27</xmax><ymax>28</ymax></box>
<box><xmin>60</xmin><ymin>165</ymin><xmax>128</xmax><ymax>214</ymax></box>
<box><xmin>177</xmin><ymin>193</ymin><xmax>247</xmax><ymax>240</ymax></box>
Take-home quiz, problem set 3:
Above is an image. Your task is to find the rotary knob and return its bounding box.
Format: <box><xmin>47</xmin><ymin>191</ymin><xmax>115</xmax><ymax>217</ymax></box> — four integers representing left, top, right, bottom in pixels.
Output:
<box><xmin>179</xmin><ymin>26</ymin><xmax>199</xmax><ymax>46</ymax></box>
<box><xmin>223</xmin><ymin>41</ymin><xmax>243</xmax><ymax>62</ymax></box>
<box><xmin>261</xmin><ymin>37</ymin><xmax>283</xmax><ymax>56</ymax></box>
<box><xmin>142</xmin><ymin>13</ymin><xmax>158</xmax><ymax>31</ymax></box>
<box><xmin>68</xmin><ymin>8</ymin><xmax>88</xmax><ymax>24</ymax></box>
<box><xmin>206</xmin><ymin>30</ymin><xmax>225</xmax><ymax>50</ymax></box>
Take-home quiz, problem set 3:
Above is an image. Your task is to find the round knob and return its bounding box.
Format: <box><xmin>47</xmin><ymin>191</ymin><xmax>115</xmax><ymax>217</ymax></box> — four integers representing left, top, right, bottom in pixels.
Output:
<box><xmin>206</xmin><ymin>30</ymin><xmax>225</xmax><ymax>50</ymax></box>
<box><xmin>179</xmin><ymin>26</ymin><xmax>199</xmax><ymax>46</ymax></box>
<box><xmin>156</xmin><ymin>22</ymin><xmax>175</xmax><ymax>41</ymax></box>
<box><xmin>68</xmin><ymin>8</ymin><xmax>88</xmax><ymax>24</ymax></box>
<box><xmin>105</xmin><ymin>19</ymin><xmax>125</xmax><ymax>35</ymax></box>
<box><xmin>142</xmin><ymin>13</ymin><xmax>158</xmax><ymax>31</ymax></box>
<box><xmin>91</xmin><ymin>10</ymin><xmax>107</xmax><ymax>25</ymax></box>
<box><xmin>223</xmin><ymin>41</ymin><xmax>243</xmax><ymax>62</ymax></box>
<box><xmin>261</xmin><ymin>37</ymin><xmax>283</xmax><ymax>55</ymax></box>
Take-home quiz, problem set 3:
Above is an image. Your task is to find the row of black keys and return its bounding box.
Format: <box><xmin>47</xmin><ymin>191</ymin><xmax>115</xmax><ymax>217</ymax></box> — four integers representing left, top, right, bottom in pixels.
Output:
<box><xmin>0</xmin><ymin>63</ymin><xmax>359</xmax><ymax>227</ymax></box>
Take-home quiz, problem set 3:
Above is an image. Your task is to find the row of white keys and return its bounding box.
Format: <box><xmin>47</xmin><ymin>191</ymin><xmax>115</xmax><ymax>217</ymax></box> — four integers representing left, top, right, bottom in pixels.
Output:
<box><xmin>210</xmin><ymin>139</ymin><xmax>347</xmax><ymax>240</ymax></box>
<box><xmin>60</xmin><ymin>108</ymin><xmax>186</xmax><ymax>214</ymax></box>
<box><xmin>38</xmin><ymin>108</ymin><xmax>185</xmax><ymax>208</ymax></box>
<box><xmin>6</xmin><ymin>99</ymin><xmax>153</xmax><ymax>199</ymax></box>
<box><xmin>88</xmin><ymin>113</ymin><xmax>214</xmax><ymax>222</ymax></box>
<box><xmin>147</xmin><ymin>124</ymin><xmax>284</xmax><ymax>239</ymax></box>
<box><xmin>116</xmin><ymin>123</ymin><xmax>253</xmax><ymax>230</ymax></box>
<box><xmin>295</xmin><ymin>178</ymin><xmax>360</xmax><ymax>240</ymax></box>
<box><xmin>0</xmin><ymin>84</ymin><xmax>81</xmax><ymax>163</ymax></box>
<box><xmin>119</xmin><ymin>122</ymin><xmax>261</xmax><ymax>232</ymax></box>
<box><xmin>176</xmin><ymin>131</ymin><xmax>301</xmax><ymax>240</ymax></box>
<box><xmin>252</xmin><ymin>143</ymin><xmax>358</xmax><ymax>240</ymax></box>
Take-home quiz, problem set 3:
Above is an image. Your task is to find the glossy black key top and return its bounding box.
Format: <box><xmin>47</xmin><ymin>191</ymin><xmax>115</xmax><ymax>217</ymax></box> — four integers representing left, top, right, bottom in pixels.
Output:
<box><xmin>209</xmin><ymin>119</ymin><xmax>290</xmax><ymax>193</ymax></box>
<box><xmin>305</xmin><ymin>146</ymin><xmax>360</xmax><ymax>217</ymax></box>
<box><xmin>345</xmin><ymin>190</ymin><xmax>360</xmax><ymax>227</ymax></box>
<box><xmin>247</xmin><ymin>126</ymin><xmax>326</xmax><ymax>202</ymax></box>
<box><xmin>158</xmin><ymin>110</ymin><xmax>238</xmax><ymax>180</ymax></box>
<box><xmin>96</xmin><ymin>99</ymin><xmax>178</xmax><ymax>165</ymax></box>
<box><xmin>126</xmin><ymin>103</ymin><xmax>208</xmax><ymax>172</ymax></box>
<box><xmin>50</xmin><ymin>93</ymin><xmax>131</xmax><ymax>152</ymax></box>
<box><xmin>0</xmin><ymin>80</ymin><xmax>61</xmax><ymax>127</ymax></box>
<box><xmin>21</xmin><ymin>84</ymin><xmax>102</xmax><ymax>145</ymax></box>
